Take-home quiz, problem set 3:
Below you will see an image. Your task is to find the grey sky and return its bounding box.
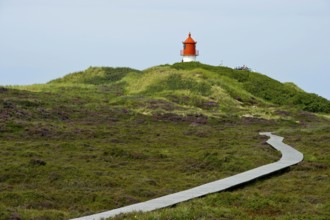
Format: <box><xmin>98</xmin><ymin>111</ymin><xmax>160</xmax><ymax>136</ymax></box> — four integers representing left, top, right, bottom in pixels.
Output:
<box><xmin>0</xmin><ymin>0</ymin><xmax>329</xmax><ymax>99</ymax></box>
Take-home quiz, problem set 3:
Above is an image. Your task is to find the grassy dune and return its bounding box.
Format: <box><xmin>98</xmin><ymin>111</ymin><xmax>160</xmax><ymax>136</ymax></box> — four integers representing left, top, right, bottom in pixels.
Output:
<box><xmin>0</xmin><ymin>63</ymin><xmax>329</xmax><ymax>219</ymax></box>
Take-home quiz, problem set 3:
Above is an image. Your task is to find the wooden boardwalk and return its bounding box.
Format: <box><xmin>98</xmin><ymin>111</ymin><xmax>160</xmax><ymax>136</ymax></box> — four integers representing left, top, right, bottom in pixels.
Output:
<box><xmin>71</xmin><ymin>132</ymin><xmax>303</xmax><ymax>220</ymax></box>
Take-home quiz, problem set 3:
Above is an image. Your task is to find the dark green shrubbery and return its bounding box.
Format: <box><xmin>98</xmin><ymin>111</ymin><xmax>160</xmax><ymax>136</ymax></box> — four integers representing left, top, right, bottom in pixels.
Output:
<box><xmin>292</xmin><ymin>93</ymin><xmax>330</xmax><ymax>113</ymax></box>
<box><xmin>172</xmin><ymin>62</ymin><xmax>330</xmax><ymax>113</ymax></box>
<box><xmin>240</xmin><ymin>72</ymin><xmax>330</xmax><ymax>113</ymax></box>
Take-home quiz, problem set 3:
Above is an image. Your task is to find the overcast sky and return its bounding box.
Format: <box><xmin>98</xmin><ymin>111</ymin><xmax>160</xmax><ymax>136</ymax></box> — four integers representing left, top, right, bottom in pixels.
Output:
<box><xmin>0</xmin><ymin>0</ymin><xmax>329</xmax><ymax>99</ymax></box>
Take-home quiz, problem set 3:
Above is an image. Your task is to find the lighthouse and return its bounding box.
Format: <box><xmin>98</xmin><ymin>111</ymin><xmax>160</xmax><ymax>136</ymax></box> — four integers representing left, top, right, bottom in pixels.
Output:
<box><xmin>180</xmin><ymin>32</ymin><xmax>199</xmax><ymax>62</ymax></box>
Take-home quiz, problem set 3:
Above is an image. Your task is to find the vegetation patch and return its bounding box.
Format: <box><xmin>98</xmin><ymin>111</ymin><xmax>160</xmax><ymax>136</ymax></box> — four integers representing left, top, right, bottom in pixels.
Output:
<box><xmin>1</xmin><ymin>63</ymin><xmax>329</xmax><ymax>219</ymax></box>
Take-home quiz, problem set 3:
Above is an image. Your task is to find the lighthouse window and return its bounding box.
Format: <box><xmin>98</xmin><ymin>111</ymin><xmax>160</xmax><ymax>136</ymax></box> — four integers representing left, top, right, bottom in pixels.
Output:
<box><xmin>183</xmin><ymin>44</ymin><xmax>186</xmax><ymax>49</ymax></box>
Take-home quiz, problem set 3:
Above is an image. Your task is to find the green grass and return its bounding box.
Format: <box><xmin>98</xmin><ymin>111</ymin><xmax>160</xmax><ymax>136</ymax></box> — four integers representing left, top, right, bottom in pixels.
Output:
<box><xmin>49</xmin><ymin>67</ymin><xmax>141</xmax><ymax>85</ymax></box>
<box><xmin>0</xmin><ymin>63</ymin><xmax>329</xmax><ymax>219</ymax></box>
<box><xmin>112</xmin><ymin>117</ymin><xmax>330</xmax><ymax>220</ymax></box>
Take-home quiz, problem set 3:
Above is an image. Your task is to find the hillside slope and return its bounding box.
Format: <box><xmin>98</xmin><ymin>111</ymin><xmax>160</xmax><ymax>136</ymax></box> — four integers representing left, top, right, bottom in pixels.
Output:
<box><xmin>49</xmin><ymin>62</ymin><xmax>330</xmax><ymax>114</ymax></box>
<box><xmin>0</xmin><ymin>63</ymin><xmax>329</xmax><ymax>220</ymax></box>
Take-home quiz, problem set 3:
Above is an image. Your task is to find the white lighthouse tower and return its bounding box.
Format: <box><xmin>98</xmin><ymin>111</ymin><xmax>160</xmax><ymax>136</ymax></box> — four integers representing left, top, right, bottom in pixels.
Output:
<box><xmin>180</xmin><ymin>33</ymin><xmax>199</xmax><ymax>62</ymax></box>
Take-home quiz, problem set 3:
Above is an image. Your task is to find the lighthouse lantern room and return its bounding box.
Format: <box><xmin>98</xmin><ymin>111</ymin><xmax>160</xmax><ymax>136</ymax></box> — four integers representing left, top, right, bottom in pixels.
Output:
<box><xmin>180</xmin><ymin>32</ymin><xmax>199</xmax><ymax>62</ymax></box>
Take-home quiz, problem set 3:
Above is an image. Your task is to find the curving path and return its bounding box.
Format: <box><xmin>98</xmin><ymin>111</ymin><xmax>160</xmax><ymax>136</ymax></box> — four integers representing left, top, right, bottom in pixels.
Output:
<box><xmin>71</xmin><ymin>132</ymin><xmax>303</xmax><ymax>220</ymax></box>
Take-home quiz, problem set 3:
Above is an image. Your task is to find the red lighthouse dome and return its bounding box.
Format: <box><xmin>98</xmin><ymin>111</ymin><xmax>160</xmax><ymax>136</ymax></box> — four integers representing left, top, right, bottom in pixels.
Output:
<box><xmin>180</xmin><ymin>32</ymin><xmax>199</xmax><ymax>62</ymax></box>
